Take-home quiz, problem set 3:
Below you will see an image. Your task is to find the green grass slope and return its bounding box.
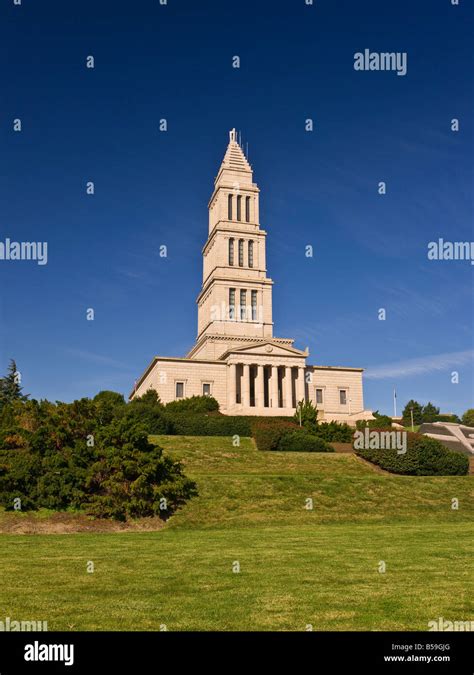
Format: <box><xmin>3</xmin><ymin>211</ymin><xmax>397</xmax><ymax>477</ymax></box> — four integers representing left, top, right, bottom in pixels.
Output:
<box><xmin>0</xmin><ymin>435</ymin><xmax>472</xmax><ymax>631</ymax></box>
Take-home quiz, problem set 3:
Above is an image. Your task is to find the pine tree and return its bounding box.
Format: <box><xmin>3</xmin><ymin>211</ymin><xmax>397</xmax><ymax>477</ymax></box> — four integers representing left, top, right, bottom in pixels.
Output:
<box><xmin>0</xmin><ymin>359</ymin><xmax>28</xmax><ymax>408</ymax></box>
<box><xmin>294</xmin><ymin>399</ymin><xmax>318</xmax><ymax>433</ymax></box>
<box><xmin>401</xmin><ymin>399</ymin><xmax>423</xmax><ymax>427</ymax></box>
<box><xmin>422</xmin><ymin>401</ymin><xmax>440</xmax><ymax>423</ymax></box>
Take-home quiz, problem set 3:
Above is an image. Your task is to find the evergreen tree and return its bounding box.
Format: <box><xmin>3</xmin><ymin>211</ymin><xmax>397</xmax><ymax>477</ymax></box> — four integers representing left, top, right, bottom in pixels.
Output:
<box><xmin>294</xmin><ymin>399</ymin><xmax>318</xmax><ymax>433</ymax></box>
<box><xmin>422</xmin><ymin>401</ymin><xmax>440</xmax><ymax>423</ymax></box>
<box><xmin>0</xmin><ymin>359</ymin><xmax>28</xmax><ymax>409</ymax></box>
<box><xmin>461</xmin><ymin>409</ymin><xmax>474</xmax><ymax>427</ymax></box>
<box><xmin>401</xmin><ymin>400</ymin><xmax>423</xmax><ymax>427</ymax></box>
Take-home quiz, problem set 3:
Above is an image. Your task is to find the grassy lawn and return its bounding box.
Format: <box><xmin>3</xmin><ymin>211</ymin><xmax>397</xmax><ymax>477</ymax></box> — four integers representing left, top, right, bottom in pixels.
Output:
<box><xmin>0</xmin><ymin>435</ymin><xmax>472</xmax><ymax>631</ymax></box>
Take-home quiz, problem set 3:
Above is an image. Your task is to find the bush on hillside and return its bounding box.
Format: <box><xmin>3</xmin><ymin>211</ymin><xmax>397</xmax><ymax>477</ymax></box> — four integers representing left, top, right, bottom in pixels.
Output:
<box><xmin>168</xmin><ymin>413</ymin><xmax>252</xmax><ymax>437</ymax></box>
<box><xmin>93</xmin><ymin>390</ymin><xmax>127</xmax><ymax>425</ymax></box>
<box><xmin>0</xmin><ymin>399</ymin><xmax>197</xmax><ymax>519</ymax></box>
<box><xmin>132</xmin><ymin>389</ymin><xmax>163</xmax><ymax>407</ymax></box>
<box><xmin>123</xmin><ymin>403</ymin><xmax>172</xmax><ymax>435</ymax></box>
<box><xmin>356</xmin><ymin>410</ymin><xmax>393</xmax><ymax>430</ymax></box>
<box><xmin>165</xmin><ymin>395</ymin><xmax>219</xmax><ymax>414</ymax></box>
<box><xmin>251</xmin><ymin>420</ymin><xmax>300</xmax><ymax>451</ymax></box>
<box><xmin>314</xmin><ymin>421</ymin><xmax>354</xmax><ymax>443</ymax></box>
<box><xmin>84</xmin><ymin>419</ymin><xmax>197</xmax><ymax>520</ymax></box>
<box><xmin>277</xmin><ymin>431</ymin><xmax>333</xmax><ymax>453</ymax></box>
<box><xmin>354</xmin><ymin>432</ymin><xmax>469</xmax><ymax>476</ymax></box>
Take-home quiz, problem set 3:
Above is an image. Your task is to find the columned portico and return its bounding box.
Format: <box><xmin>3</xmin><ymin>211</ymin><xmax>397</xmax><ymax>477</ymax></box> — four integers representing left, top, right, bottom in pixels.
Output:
<box><xmin>226</xmin><ymin>343</ymin><xmax>308</xmax><ymax>415</ymax></box>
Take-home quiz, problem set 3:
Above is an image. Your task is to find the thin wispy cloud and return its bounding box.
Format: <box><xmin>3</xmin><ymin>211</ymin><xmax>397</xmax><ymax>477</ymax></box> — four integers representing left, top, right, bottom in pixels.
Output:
<box><xmin>365</xmin><ymin>349</ymin><xmax>474</xmax><ymax>380</ymax></box>
<box><xmin>64</xmin><ymin>348</ymin><xmax>131</xmax><ymax>371</ymax></box>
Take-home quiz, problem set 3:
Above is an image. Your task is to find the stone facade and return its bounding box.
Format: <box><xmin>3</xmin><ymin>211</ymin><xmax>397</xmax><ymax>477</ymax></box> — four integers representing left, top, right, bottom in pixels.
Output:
<box><xmin>131</xmin><ymin>130</ymin><xmax>372</xmax><ymax>424</ymax></box>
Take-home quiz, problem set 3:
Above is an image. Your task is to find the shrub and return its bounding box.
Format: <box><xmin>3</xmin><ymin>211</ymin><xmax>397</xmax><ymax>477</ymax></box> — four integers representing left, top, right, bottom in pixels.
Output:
<box><xmin>168</xmin><ymin>413</ymin><xmax>251</xmax><ymax>437</ymax></box>
<box><xmin>0</xmin><ymin>398</ymin><xmax>197</xmax><ymax>519</ymax></box>
<box><xmin>294</xmin><ymin>399</ymin><xmax>318</xmax><ymax>433</ymax></box>
<box><xmin>132</xmin><ymin>389</ymin><xmax>163</xmax><ymax>407</ymax></box>
<box><xmin>277</xmin><ymin>431</ymin><xmax>333</xmax><ymax>453</ymax></box>
<box><xmin>315</xmin><ymin>421</ymin><xmax>353</xmax><ymax>443</ymax></box>
<box><xmin>84</xmin><ymin>419</ymin><xmax>197</xmax><ymax>521</ymax></box>
<box><xmin>354</xmin><ymin>432</ymin><xmax>469</xmax><ymax>476</ymax></box>
<box><xmin>123</xmin><ymin>403</ymin><xmax>172</xmax><ymax>435</ymax></box>
<box><xmin>251</xmin><ymin>420</ymin><xmax>300</xmax><ymax>451</ymax></box>
<box><xmin>434</xmin><ymin>414</ymin><xmax>461</xmax><ymax>424</ymax></box>
<box><xmin>93</xmin><ymin>390</ymin><xmax>126</xmax><ymax>425</ymax></box>
<box><xmin>356</xmin><ymin>410</ymin><xmax>393</xmax><ymax>430</ymax></box>
<box><xmin>165</xmin><ymin>395</ymin><xmax>219</xmax><ymax>414</ymax></box>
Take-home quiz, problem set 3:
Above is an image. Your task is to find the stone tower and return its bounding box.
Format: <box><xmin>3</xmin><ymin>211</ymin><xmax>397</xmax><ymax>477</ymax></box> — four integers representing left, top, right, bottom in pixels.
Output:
<box><xmin>188</xmin><ymin>129</ymin><xmax>276</xmax><ymax>360</ymax></box>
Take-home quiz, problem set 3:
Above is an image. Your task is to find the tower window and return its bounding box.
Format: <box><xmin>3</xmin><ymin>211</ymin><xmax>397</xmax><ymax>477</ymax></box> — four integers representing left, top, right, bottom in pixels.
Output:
<box><xmin>238</xmin><ymin>239</ymin><xmax>244</xmax><ymax>267</ymax></box>
<box><xmin>240</xmin><ymin>289</ymin><xmax>246</xmax><ymax>320</ymax></box>
<box><xmin>316</xmin><ymin>388</ymin><xmax>323</xmax><ymax>405</ymax></box>
<box><xmin>229</xmin><ymin>238</ymin><xmax>234</xmax><ymax>266</ymax></box>
<box><xmin>228</xmin><ymin>194</ymin><xmax>233</xmax><ymax>220</ymax></box>
<box><xmin>175</xmin><ymin>382</ymin><xmax>184</xmax><ymax>399</ymax></box>
<box><xmin>339</xmin><ymin>389</ymin><xmax>347</xmax><ymax>405</ymax></box>
<box><xmin>202</xmin><ymin>383</ymin><xmax>211</xmax><ymax>396</ymax></box>
<box><xmin>237</xmin><ymin>195</ymin><xmax>242</xmax><ymax>221</ymax></box>
<box><xmin>251</xmin><ymin>290</ymin><xmax>257</xmax><ymax>321</ymax></box>
<box><xmin>245</xmin><ymin>196</ymin><xmax>250</xmax><ymax>222</ymax></box>
<box><xmin>248</xmin><ymin>240</ymin><xmax>254</xmax><ymax>268</ymax></box>
<box><xmin>229</xmin><ymin>288</ymin><xmax>235</xmax><ymax>320</ymax></box>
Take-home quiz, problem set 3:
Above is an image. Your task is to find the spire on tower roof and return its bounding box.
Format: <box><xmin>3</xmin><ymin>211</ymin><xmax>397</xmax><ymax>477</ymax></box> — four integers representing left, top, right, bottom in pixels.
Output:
<box><xmin>215</xmin><ymin>129</ymin><xmax>252</xmax><ymax>184</ymax></box>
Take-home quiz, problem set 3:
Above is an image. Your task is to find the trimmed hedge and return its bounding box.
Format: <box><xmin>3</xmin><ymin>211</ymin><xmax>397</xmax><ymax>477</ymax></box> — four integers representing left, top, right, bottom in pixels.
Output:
<box><xmin>277</xmin><ymin>431</ymin><xmax>334</xmax><ymax>453</ymax></box>
<box><xmin>167</xmin><ymin>413</ymin><xmax>252</xmax><ymax>437</ymax></box>
<box><xmin>314</xmin><ymin>421</ymin><xmax>354</xmax><ymax>443</ymax></box>
<box><xmin>165</xmin><ymin>414</ymin><xmax>294</xmax><ymax>438</ymax></box>
<box><xmin>355</xmin><ymin>432</ymin><xmax>469</xmax><ymax>476</ymax></box>
<box><xmin>165</xmin><ymin>395</ymin><xmax>219</xmax><ymax>414</ymax></box>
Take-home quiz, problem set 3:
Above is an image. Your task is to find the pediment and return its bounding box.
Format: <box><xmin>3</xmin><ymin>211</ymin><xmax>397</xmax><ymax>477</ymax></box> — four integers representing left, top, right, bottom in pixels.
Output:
<box><xmin>220</xmin><ymin>340</ymin><xmax>307</xmax><ymax>359</ymax></box>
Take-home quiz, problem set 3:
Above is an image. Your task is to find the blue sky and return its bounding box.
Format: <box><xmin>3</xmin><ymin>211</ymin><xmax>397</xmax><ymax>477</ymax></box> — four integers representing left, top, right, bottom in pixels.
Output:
<box><xmin>1</xmin><ymin>0</ymin><xmax>472</xmax><ymax>416</ymax></box>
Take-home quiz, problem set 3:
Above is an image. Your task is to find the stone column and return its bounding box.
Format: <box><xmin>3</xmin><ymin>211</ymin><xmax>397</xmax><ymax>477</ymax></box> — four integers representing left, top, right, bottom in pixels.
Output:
<box><xmin>228</xmin><ymin>363</ymin><xmax>237</xmax><ymax>410</ymax></box>
<box><xmin>270</xmin><ymin>365</ymin><xmax>279</xmax><ymax>409</ymax></box>
<box><xmin>242</xmin><ymin>364</ymin><xmax>251</xmax><ymax>409</ymax></box>
<box><xmin>284</xmin><ymin>366</ymin><xmax>293</xmax><ymax>409</ymax></box>
<box><xmin>296</xmin><ymin>366</ymin><xmax>305</xmax><ymax>404</ymax></box>
<box><xmin>256</xmin><ymin>364</ymin><xmax>265</xmax><ymax>409</ymax></box>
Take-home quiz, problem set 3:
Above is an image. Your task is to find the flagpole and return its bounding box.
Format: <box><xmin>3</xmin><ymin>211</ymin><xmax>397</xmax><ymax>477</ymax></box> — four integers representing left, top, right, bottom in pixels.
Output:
<box><xmin>393</xmin><ymin>389</ymin><xmax>397</xmax><ymax>418</ymax></box>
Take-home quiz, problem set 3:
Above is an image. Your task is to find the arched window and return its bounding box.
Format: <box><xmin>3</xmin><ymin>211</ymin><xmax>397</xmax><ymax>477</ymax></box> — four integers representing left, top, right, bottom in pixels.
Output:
<box><xmin>248</xmin><ymin>240</ymin><xmax>254</xmax><ymax>268</ymax></box>
<box><xmin>228</xmin><ymin>194</ymin><xmax>233</xmax><ymax>220</ymax></box>
<box><xmin>245</xmin><ymin>196</ymin><xmax>250</xmax><ymax>222</ymax></box>
<box><xmin>228</xmin><ymin>238</ymin><xmax>234</xmax><ymax>266</ymax></box>
<box><xmin>237</xmin><ymin>195</ymin><xmax>242</xmax><ymax>221</ymax></box>
<box><xmin>238</xmin><ymin>239</ymin><xmax>244</xmax><ymax>267</ymax></box>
